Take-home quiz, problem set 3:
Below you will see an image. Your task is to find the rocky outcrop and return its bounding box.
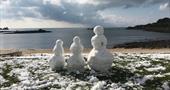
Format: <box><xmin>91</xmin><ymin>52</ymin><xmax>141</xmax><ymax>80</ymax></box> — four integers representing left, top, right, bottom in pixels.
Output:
<box><xmin>127</xmin><ymin>18</ymin><xmax>170</xmax><ymax>33</ymax></box>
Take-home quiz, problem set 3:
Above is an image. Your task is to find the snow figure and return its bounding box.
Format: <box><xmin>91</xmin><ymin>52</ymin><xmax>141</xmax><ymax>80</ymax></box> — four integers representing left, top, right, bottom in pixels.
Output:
<box><xmin>87</xmin><ymin>25</ymin><xmax>113</xmax><ymax>72</ymax></box>
<box><xmin>49</xmin><ymin>39</ymin><xmax>65</xmax><ymax>71</ymax></box>
<box><xmin>67</xmin><ymin>36</ymin><xmax>86</xmax><ymax>72</ymax></box>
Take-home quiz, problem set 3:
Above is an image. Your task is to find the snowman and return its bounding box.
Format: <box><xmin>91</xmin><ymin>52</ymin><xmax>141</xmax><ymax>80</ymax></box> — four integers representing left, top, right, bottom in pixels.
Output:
<box><xmin>87</xmin><ymin>25</ymin><xmax>113</xmax><ymax>72</ymax></box>
<box><xmin>67</xmin><ymin>36</ymin><xmax>86</xmax><ymax>72</ymax></box>
<box><xmin>49</xmin><ymin>39</ymin><xmax>65</xmax><ymax>71</ymax></box>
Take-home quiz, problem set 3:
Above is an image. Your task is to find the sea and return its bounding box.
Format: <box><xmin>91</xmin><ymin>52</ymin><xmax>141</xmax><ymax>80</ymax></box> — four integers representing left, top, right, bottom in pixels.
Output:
<box><xmin>0</xmin><ymin>28</ymin><xmax>170</xmax><ymax>49</ymax></box>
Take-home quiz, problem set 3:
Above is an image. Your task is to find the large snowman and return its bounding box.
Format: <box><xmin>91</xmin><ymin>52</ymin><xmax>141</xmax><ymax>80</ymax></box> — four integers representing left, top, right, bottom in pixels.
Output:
<box><xmin>87</xmin><ymin>26</ymin><xmax>113</xmax><ymax>72</ymax></box>
<box><xmin>49</xmin><ymin>39</ymin><xmax>65</xmax><ymax>71</ymax></box>
<box><xmin>67</xmin><ymin>36</ymin><xmax>86</xmax><ymax>72</ymax></box>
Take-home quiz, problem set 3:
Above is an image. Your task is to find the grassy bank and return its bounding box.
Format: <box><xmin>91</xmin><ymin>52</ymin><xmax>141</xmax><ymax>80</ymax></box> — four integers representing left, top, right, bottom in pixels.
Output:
<box><xmin>0</xmin><ymin>53</ymin><xmax>170</xmax><ymax>89</ymax></box>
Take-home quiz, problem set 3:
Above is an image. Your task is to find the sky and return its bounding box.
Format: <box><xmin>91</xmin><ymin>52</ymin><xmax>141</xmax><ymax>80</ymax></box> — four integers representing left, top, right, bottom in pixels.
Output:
<box><xmin>0</xmin><ymin>0</ymin><xmax>170</xmax><ymax>28</ymax></box>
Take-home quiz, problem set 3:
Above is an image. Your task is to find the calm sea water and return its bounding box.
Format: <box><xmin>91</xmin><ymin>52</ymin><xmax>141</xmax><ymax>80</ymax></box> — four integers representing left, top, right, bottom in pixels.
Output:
<box><xmin>0</xmin><ymin>28</ymin><xmax>170</xmax><ymax>49</ymax></box>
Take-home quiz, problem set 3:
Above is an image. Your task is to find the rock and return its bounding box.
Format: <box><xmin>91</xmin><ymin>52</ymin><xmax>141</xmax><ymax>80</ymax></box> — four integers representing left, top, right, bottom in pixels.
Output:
<box><xmin>88</xmin><ymin>26</ymin><xmax>113</xmax><ymax>72</ymax></box>
<box><xmin>49</xmin><ymin>39</ymin><xmax>65</xmax><ymax>71</ymax></box>
<box><xmin>67</xmin><ymin>36</ymin><xmax>86</xmax><ymax>72</ymax></box>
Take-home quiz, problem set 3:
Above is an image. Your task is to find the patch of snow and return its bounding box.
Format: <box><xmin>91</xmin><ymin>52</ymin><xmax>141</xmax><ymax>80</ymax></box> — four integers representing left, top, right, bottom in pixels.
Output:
<box><xmin>149</xmin><ymin>54</ymin><xmax>170</xmax><ymax>59</ymax></box>
<box><xmin>162</xmin><ymin>82</ymin><xmax>170</xmax><ymax>90</ymax></box>
<box><xmin>9</xmin><ymin>68</ymin><xmax>30</xmax><ymax>81</ymax></box>
<box><xmin>109</xmin><ymin>83</ymin><xmax>121</xmax><ymax>90</ymax></box>
<box><xmin>128</xmin><ymin>61</ymin><xmax>151</xmax><ymax>68</ymax></box>
<box><xmin>88</xmin><ymin>76</ymin><xmax>99</xmax><ymax>83</ymax></box>
<box><xmin>125</xmin><ymin>81</ymin><xmax>134</xmax><ymax>87</ymax></box>
<box><xmin>137</xmin><ymin>75</ymin><xmax>154</xmax><ymax>84</ymax></box>
<box><xmin>0</xmin><ymin>75</ymin><xmax>6</xmax><ymax>84</ymax></box>
<box><xmin>145</xmin><ymin>66</ymin><xmax>166</xmax><ymax>72</ymax></box>
<box><xmin>164</xmin><ymin>73</ymin><xmax>170</xmax><ymax>76</ymax></box>
<box><xmin>136</xmin><ymin>74</ymin><xmax>165</xmax><ymax>85</ymax></box>
<box><xmin>91</xmin><ymin>81</ymin><xmax>106</xmax><ymax>90</ymax></box>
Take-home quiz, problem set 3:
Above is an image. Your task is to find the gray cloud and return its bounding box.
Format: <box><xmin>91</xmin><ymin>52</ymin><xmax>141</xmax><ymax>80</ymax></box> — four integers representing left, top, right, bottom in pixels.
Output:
<box><xmin>0</xmin><ymin>0</ymin><xmax>169</xmax><ymax>27</ymax></box>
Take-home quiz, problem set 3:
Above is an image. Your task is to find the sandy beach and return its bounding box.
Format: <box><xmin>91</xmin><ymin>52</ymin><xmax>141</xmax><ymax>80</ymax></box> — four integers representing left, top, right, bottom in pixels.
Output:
<box><xmin>1</xmin><ymin>48</ymin><xmax>170</xmax><ymax>56</ymax></box>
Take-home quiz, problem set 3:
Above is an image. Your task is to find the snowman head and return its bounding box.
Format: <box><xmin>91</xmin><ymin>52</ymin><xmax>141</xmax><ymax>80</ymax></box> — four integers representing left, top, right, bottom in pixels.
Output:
<box><xmin>56</xmin><ymin>39</ymin><xmax>63</xmax><ymax>46</ymax></box>
<box><xmin>73</xmin><ymin>36</ymin><xmax>80</xmax><ymax>44</ymax></box>
<box><xmin>93</xmin><ymin>25</ymin><xmax>104</xmax><ymax>35</ymax></box>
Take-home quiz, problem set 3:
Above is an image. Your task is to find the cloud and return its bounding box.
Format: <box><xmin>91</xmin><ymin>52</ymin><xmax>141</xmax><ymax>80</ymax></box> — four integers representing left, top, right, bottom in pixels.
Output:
<box><xmin>43</xmin><ymin>0</ymin><xmax>62</xmax><ymax>6</ymax></box>
<box><xmin>0</xmin><ymin>0</ymin><xmax>169</xmax><ymax>27</ymax></box>
<box><xmin>79</xmin><ymin>0</ymin><xmax>169</xmax><ymax>9</ymax></box>
<box><xmin>0</xmin><ymin>17</ymin><xmax>85</xmax><ymax>28</ymax></box>
<box><xmin>66</xmin><ymin>0</ymin><xmax>99</xmax><ymax>5</ymax></box>
<box><xmin>159</xmin><ymin>2</ymin><xmax>170</xmax><ymax>10</ymax></box>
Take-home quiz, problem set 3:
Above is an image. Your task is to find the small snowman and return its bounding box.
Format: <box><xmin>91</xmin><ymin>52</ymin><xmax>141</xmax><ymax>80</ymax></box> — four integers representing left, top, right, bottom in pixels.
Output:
<box><xmin>87</xmin><ymin>25</ymin><xmax>113</xmax><ymax>72</ymax></box>
<box><xmin>67</xmin><ymin>36</ymin><xmax>86</xmax><ymax>72</ymax></box>
<box><xmin>49</xmin><ymin>39</ymin><xmax>65</xmax><ymax>71</ymax></box>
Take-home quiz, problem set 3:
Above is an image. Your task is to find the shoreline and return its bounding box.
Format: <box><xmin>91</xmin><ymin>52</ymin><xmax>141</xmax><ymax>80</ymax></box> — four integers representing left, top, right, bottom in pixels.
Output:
<box><xmin>113</xmin><ymin>39</ymin><xmax>170</xmax><ymax>49</ymax></box>
<box><xmin>1</xmin><ymin>39</ymin><xmax>170</xmax><ymax>55</ymax></box>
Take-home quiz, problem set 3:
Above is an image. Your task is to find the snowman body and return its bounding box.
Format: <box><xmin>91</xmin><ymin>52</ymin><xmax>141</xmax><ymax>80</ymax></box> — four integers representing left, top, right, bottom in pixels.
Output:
<box><xmin>88</xmin><ymin>26</ymin><xmax>113</xmax><ymax>72</ymax></box>
<box><xmin>49</xmin><ymin>40</ymin><xmax>65</xmax><ymax>71</ymax></box>
<box><xmin>67</xmin><ymin>36</ymin><xmax>86</xmax><ymax>72</ymax></box>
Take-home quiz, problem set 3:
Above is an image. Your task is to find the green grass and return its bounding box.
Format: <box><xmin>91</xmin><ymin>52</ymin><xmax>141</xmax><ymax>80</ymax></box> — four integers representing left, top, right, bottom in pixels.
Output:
<box><xmin>0</xmin><ymin>63</ymin><xmax>20</xmax><ymax>88</ymax></box>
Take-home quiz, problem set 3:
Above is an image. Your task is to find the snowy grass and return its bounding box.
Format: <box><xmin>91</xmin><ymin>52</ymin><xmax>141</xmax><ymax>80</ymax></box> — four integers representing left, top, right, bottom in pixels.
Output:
<box><xmin>0</xmin><ymin>53</ymin><xmax>170</xmax><ymax>90</ymax></box>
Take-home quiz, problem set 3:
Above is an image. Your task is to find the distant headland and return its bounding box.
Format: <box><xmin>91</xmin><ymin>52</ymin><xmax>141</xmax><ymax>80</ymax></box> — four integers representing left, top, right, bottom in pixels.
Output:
<box><xmin>0</xmin><ymin>28</ymin><xmax>51</xmax><ymax>34</ymax></box>
<box><xmin>127</xmin><ymin>17</ymin><xmax>170</xmax><ymax>33</ymax></box>
<box><xmin>0</xmin><ymin>27</ymin><xmax>9</xmax><ymax>30</ymax></box>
